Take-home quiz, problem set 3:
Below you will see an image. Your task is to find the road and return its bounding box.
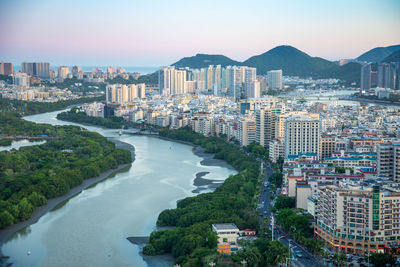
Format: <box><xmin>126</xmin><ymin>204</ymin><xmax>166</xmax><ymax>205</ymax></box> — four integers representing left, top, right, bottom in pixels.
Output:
<box><xmin>259</xmin><ymin>161</ymin><xmax>323</xmax><ymax>267</ymax></box>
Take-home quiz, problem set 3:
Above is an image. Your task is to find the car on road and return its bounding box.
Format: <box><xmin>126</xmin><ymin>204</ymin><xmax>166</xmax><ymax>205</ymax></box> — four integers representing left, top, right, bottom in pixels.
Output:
<box><xmin>296</xmin><ymin>254</ymin><xmax>303</xmax><ymax>258</ymax></box>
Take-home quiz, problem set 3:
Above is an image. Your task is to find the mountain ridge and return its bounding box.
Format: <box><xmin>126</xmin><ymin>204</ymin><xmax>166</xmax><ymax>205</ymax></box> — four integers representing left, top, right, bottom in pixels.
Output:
<box><xmin>172</xmin><ymin>45</ymin><xmax>361</xmax><ymax>84</ymax></box>
<box><xmin>357</xmin><ymin>44</ymin><xmax>400</xmax><ymax>63</ymax></box>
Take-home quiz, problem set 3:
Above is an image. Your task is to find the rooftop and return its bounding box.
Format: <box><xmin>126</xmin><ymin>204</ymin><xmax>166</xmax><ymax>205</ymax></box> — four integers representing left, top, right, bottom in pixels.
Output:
<box><xmin>212</xmin><ymin>223</ymin><xmax>239</xmax><ymax>230</ymax></box>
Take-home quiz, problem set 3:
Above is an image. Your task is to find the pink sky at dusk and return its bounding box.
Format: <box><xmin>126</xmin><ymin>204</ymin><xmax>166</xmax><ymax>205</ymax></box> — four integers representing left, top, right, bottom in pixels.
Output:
<box><xmin>1</xmin><ymin>0</ymin><xmax>399</xmax><ymax>66</ymax></box>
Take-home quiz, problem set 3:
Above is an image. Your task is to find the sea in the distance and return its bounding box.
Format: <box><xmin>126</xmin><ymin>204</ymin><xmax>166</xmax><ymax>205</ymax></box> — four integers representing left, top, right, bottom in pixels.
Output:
<box><xmin>12</xmin><ymin>66</ymin><xmax>159</xmax><ymax>75</ymax></box>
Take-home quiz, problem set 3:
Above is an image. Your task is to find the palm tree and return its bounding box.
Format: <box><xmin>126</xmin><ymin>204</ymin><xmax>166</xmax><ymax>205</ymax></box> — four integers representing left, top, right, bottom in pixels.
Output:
<box><xmin>338</xmin><ymin>253</ymin><xmax>348</xmax><ymax>267</ymax></box>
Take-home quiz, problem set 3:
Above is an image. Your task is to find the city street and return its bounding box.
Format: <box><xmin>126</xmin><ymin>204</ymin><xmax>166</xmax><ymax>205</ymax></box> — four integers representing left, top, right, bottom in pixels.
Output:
<box><xmin>259</xmin><ymin>161</ymin><xmax>323</xmax><ymax>267</ymax></box>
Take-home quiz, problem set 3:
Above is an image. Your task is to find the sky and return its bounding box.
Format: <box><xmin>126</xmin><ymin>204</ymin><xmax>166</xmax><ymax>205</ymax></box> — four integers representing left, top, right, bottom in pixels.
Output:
<box><xmin>0</xmin><ymin>0</ymin><xmax>399</xmax><ymax>67</ymax></box>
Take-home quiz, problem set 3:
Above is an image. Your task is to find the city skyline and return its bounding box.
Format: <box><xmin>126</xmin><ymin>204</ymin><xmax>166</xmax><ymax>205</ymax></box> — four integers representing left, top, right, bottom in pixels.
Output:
<box><xmin>1</xmin><ymin>0</ymin><xmax>400</xmax><ymax>66</ymax></box>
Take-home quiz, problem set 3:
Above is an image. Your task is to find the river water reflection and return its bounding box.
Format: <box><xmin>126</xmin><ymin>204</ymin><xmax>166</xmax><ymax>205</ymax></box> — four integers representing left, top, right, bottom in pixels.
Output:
<box><xmin>1</xmin><ymin>110</ymin><xmax>237</xmax><ymax>267</ymax></box>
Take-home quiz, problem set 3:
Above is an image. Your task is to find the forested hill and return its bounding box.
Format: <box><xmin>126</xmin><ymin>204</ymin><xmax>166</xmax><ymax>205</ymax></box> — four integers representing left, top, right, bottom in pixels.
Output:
<box><xmin>382</xmin><ymin>50</ymin><xmax>400</xmax><ymax>63</ymax></box>
<box><xmin>172</xmin><ymin>54</ymin><xmax>240</xmax><ymax>69</ymax></box>
<box><xmin>357</xmin><ymin>44</ymin><xmax>400</xmax><ymax>63</ymax></box>
<box><xmin>171</xmin><ymin>45</ymin><xmax>361</xmax><ymax>85</ymax></box>
<box><xmin>0</xmin><ymin>111</ymin><xmax>131</xmax><ymax>228</ymax></box>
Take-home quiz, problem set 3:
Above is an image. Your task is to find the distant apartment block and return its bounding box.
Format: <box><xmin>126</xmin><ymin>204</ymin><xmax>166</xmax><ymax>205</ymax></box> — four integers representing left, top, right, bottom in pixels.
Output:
<box><xmin>0</xmin><ymin>61</ymin><xmax>13</xmax><ymax>75</ymax></box>
<box><xmin>267</xmin><ymin>69</ymin><xmax>283</xmax><ymax>90</ymax></box>
<box><xmin>22</xmin><ymin>62</ymin><xmax>50</xmax><ymax>79</ymax></box>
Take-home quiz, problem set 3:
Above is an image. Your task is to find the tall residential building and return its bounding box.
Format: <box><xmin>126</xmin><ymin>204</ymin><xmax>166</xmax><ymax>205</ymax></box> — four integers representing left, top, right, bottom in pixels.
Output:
<box><xmin>71</xmin><ymin>66</ymin><xmax>82</xmax><ymax>77</ymax></box>
<box><xmin>377</xmin><ymin>142</ymin><xmax>400</xmax><ymax>182</ymax></box>
<box><xmin>0</xmin><ymin>61</ymin><xmax>13</xmax><ymax>75</ymax></box>
<box><xmin>239</xmin><ymin>117</ymin><xmax>256</xmax><ymax>147</ymax></box>
<box><xmin>377</xmin><ymin>63</ymin><xmax>391</xmax><ymax>89</ymax></box>
<box><xmin>276</xmin><ymin>111</ymin><xmax>314</xmax><ymax>141</ymax></box>
<box><xmin>214</xmin><ymin>65</ymin><xmax>222</xmax><ymax>95</ymax></box>
<box><xmin>57</xmin><ymin>66</ymin><xmax>69</xmax><ymax>79</ymax></box>
<box><xmin>174</xmin><ymin>69</ymin><xmax>187</xmax><ymax>95</ymax></box>
<box><xmin>247</xmin><ymin>80</ymin><xmax>260</xmax><ymax>99</ymax></box>
<box><xmin>206</xmin><ymin>65</ymin><xmax>214</xmax><ymax>90</ymax></box>
<box><xmin>360</xmin><ymin>63</ymin><xmax>371</xmax><ymax>90</ymax></box>
<box><xmin>320</xmin><ymin>135</ymin><xmax>336</xmax><ymax>159</ymax></box>
<box><xmin>12</xmin><ymin>73</ymin><xmax>30</xmax><ymax>87</ymax></box>
<box><xmin>244</xmin><ymin>67</ymin><xmax>257</xmax><ymax>98</ymax></box>
<box><xmin>284</xmin><ymin>114</ymin><xmax>321</xmax><ymax>159</ymax></box>
<box><xmin>106</xmin><ymin>83</ymin><xmax>146</xmax><ymax>103</ymax></box>
<box><xmin>158</xmin><ymin>67</ymin><xmax>187</xmax><ymax>95</ymax></box>
<box><xmin>315</xmin><ymin>184</ymin><xmax>400</xmax><ymax>255</ymax></box>
<box><xmin>256</xmin><ymin>106</ymin><xmax>281</xmax><ymax>148</ymax></box>
<box><xmin>22</xmin><ymin>62</ymin><xmax>50</xmax><ymax>79</ymax></box>
<box><xmin>267</xmin><ymin>70</ymin><xmax>282</xmax><ymax>90</ymax></box>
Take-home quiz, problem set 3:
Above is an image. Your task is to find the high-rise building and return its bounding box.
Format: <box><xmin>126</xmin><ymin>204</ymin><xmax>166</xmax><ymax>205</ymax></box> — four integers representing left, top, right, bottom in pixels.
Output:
<box><xmin>158</xmin><ymin>67</ymin><xmax>187</xmax><ymax>95</ymax></box>
<box><xmin>0</xmin><ymin>61</ymin><xmax>13</xmax><ymax>75</ymax></box>
<box><xmin>106</xmin><ymin>83</ymin><xmax>146</xmax><ymax>103</ymax></box>
<box><xmin>320</xmin><ymin>135</ymin><xmax>336</xmax><ymax>159</ymax></box>
<box><xmin>239</xmin><ymin>117</ymin><xmax>256</xmax><ymax>147</ymax></box>
<box><xmin>377</xmin><ymin>63</ymin><xmax>391</xmax><ymax>88</ymax></box>
<box><xmin>256</xmin><ymin>106</ymin><xmax>281</xmax><ymax>148</ymax></box>
<box><xmin>370</xmin><ymin>71</ymin><xmax>378</xmax><ymax>88</ymax></box>
<box><xmin>57</xmin><ymin>66</ymin><xmax>69</xmax><ymax>80</ymax></box>
<box><xmin>315</xmin><ymin>184</ymin><xmax>400</xmax><ymax>255</ymax></box>
<box><xmin>206</xmin><ymin>65</ymin><xmax>214</xmax><ymax>91</ymax></box>
<box><xmin>360</xmin><ymin>63</ymin><xmax>371</xmax><ymax>90</ymax></box>
<box><xmin>214</xmin><ymin>65</ymin><xmax>222</xmax><ymax>95</ymax></box>
<box><xmin>174</xmin><ymin>69</ymin><xmax>187</xmax><ymax>95</ymax></box>
<box><xmin>71</xmin><ymin>66</ymin><xmax>82</xmax><ymax>77</ymax></box>
<box><xmin>21</xmin><ymin>62</ymin><xmax>50</xmax><ymax>79</ymax></box>
<box><xmin>244</xmin><ymin>67</ymin><xmax>257</xmax><ymax>98</ymax></box>
<box><xmin>267</xmin><ymin>70</ymin><xmax>282</xmax><ymax>90</ymax></box>
<box><xmin>377</xmin><ymin>142</ymin><xmax>400</xmax><ymax>182</ymax></box>
<box><xmin>284</xmin><ymin>114</ymin><xmax>321</xmax><ymax>159</ymax></box>
<box><xmin>390</xmin><ymin>62</ymin><xmax>400</xmax><ymax>90</ymax></box>
<box><xmin>12</xmin><ymin>73</ymin><xmax>30</xmax><ymax>87</ymax></box>
<box><xmin>247</xmin><ymin>80</ymin><xmax>260</xmax><ymax>99</ymax></box>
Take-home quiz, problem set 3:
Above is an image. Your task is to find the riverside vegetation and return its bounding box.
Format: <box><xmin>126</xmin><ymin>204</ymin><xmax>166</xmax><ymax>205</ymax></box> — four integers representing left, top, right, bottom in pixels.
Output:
<box><xmin>0</xmin><ymin>103</ymin><xmax>132</xmax><ymax>228</ymax></box>
<box><xmin>142</xmin><ymin>127</ymin><xmax>289</xmax><ymax>266</ymax></box>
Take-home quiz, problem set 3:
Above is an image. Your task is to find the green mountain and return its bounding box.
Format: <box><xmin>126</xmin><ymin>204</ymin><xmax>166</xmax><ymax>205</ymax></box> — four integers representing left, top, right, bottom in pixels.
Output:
<box><xmin>171</xmin><ymin>45</ymin><xmax>360</xmax><ymax>85</ymax></box>
<box><xmin>382</xmin><ymin>50</ymin><xmax>400</xmax><ymax>63</ymax></box>
<box><xmin>243</xmin><ymin>45</ymin><xmax>341</xmax><ymax>77</ymax></box>
<box><xmin>172</xmin><ymin>53</ymin><xmax>240</xmax><ymax>69</ymax></box>
<box><xmin>357</xmin><ymin>45</ymin><xmax>400</xmax><ymax>63</ymax></box>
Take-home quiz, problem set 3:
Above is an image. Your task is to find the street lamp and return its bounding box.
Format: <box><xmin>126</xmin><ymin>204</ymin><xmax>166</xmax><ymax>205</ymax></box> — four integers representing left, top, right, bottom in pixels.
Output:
<box><xmin>271</xmin><ymin>216</ymin><xmax>275</xmax><ymax>241</ymax></box>
<box><xmin>241</xmin><ymin>259</ymin><xmax>247</xmax><ymax>267</ymax></box>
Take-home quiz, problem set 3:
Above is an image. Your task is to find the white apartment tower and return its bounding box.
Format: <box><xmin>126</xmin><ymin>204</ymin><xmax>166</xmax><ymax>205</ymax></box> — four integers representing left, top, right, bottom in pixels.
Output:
<box><xmin>267</xmin><ymin>69</ymin><xmax>283</xmax><ymax>90</ymax></box>
<box><xmin>284</xmin><ymin>114</ymin><xmax>321</xmax><ymax>159</ymax></box>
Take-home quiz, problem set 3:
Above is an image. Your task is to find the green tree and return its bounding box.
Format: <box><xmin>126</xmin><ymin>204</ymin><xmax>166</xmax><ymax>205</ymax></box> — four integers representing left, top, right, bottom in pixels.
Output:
<box><xmin>0</xmin><ymin>210</ymin><xmax>14</xmax><ymax>228</ymax></box>
<box><xmin>369</xmin><ymin>253</ymin><xmax>396</xmax><ymax>267</ymax></box>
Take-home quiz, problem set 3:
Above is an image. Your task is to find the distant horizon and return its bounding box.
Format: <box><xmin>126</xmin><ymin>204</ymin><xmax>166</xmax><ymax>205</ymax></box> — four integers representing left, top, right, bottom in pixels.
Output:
<box><xmin>1</xmin><ymin>0</ymin><xmax>399</xmax><ymax>65</ymax></box>
<box><xmin>4</xmin><ymin>43</ymin><xmax>400</xmax><ymax>68</ymax></box>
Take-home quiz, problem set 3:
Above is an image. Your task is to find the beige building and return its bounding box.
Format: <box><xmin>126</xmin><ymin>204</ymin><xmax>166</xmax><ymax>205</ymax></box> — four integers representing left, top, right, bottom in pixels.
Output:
<box><xmin>212</xmin><ymin>223</ymin><xmax>240</xmax><ymax>246</ymax></box>
<box><xmin>256</xmin><ymin>106</ymin><xmax>281</xmax><ymax>148</ymax></box>
<box><xmin>296</xmin><ymin>181</ymin><xmax>312</xmax><ymax>210</ymax></box>
<box><xmin>315</xmin><ymin>183</ymin><xmax>400</xmax><ymax>255</ymax></box>
<box><xmin>320</xmin><ymin>135</ymin><xmax>336</xmax><ymax>159</ymax></box>
<box><xmin>239</xmin><ymin>117</ymin><xmax>256</xmax><ymax>147</ymax></box>
<box><xmin>284</xmin><ymin>114</ymin><xmax>321</xmax><ymax>159</ymax></box>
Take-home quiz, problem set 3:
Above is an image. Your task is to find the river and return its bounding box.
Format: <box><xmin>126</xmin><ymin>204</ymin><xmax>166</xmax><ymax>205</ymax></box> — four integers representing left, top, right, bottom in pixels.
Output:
<box><xmin>1</xmin><ymin>110</ymin><xmax>237</xmax><ymax>267</ymax></box>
